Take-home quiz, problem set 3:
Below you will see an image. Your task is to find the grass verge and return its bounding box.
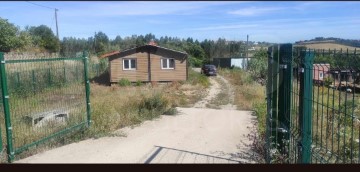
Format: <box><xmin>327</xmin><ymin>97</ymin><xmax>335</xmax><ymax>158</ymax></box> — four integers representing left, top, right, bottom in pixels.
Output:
<box><xmin>219</xmin><ymin>68</ymin><xmax>266</xmax><ymax>163</ymax></box>
<box><xmin>207</xmin><ymin>76</ymin><xmax>230</xmax><ymax>109</ymax></box>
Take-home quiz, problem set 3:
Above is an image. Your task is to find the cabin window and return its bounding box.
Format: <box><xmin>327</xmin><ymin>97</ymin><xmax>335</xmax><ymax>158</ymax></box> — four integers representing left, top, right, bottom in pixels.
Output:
<box><xmin>123</xmin><ymin>59</ymin><xmax>136</xmax><ymax>70</ymax></box>
<box><xmin>319</xmin><ymin>71</ymin><xmax>323</xmax><ymax>79</ymax></box>
<box><xmin>161</xmin><ymin>58</ymin><xmax>175</xmax><ymax>69</ymax></box>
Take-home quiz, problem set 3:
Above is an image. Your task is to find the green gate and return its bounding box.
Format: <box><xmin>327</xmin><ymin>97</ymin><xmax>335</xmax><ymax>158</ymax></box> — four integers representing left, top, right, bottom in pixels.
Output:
<box><xmin>266</xmin><ymin>44</ymin><xmax>360</xmax><ymax>163</ymax></box>
<box><xmin>0</xmin><ymin>51</ymin><xmax>91</xmax><ymax>163</ymax></box>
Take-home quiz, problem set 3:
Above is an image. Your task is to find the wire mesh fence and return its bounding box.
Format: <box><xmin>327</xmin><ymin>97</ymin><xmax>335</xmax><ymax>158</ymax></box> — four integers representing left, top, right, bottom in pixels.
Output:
<box><xmin>307</xmin><ymin>49</ymin><xmax>359</xmax><ymax>163</ymax></box>
<box><xmin>266</xmin><ymin>45</ymin><xmax>360</xmax><ymax>164</ymax></box>
<box><xmin>0</xmin><ymin>51</ymin><xmax>91</xmax><ymax>163</ymax></box>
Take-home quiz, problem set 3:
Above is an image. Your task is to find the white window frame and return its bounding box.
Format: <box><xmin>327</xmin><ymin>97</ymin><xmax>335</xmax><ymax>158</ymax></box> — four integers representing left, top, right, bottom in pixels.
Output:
<box><xmin>319</xmin><ymin>71</ymin><xmax>323</xmax><ymax>79</ymax></box>
<box><xmin>123</xmin><ymin>58</ymin><xmax>137</xmax><ymax>70</ymax></box>
<box><xmin>161</xmin><ymin>58</ymin><xmax>175</xmax><ymax>70</ymax></box>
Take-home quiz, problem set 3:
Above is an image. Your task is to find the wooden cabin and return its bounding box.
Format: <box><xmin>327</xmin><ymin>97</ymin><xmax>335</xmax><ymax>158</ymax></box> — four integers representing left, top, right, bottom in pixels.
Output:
<box><xmin>313</xmin><ymin>63</ymin><xmax>330</xmax><ymax>84</ymax></box>
<box><xmin>101</xmin><ymin>42</ymin><xmax>188</xmax><ymax>84</ymax></box>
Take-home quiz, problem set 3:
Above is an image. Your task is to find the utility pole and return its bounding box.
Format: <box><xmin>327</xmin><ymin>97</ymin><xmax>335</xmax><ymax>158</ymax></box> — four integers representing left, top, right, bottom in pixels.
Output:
<box><xmin>55</xmin><ymin>8</ymin><xmax>59</xmax><ymax>39</ymax></box>
<box><xmin>94</xmin><ymin>32</ymin><xmax>97</xmax><ymax>53</ymax></box>
<box><xmin>246</xmin><ymin>34</ymin><xmax>249</xmax><ymax>70</ymax></box>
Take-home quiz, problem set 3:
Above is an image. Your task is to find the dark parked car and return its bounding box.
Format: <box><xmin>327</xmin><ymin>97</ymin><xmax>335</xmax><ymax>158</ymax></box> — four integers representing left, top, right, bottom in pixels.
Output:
<box><xmin>201</xmin><ymin>64</ymin><xmax>217</xmax><ymax>76</ymax></box>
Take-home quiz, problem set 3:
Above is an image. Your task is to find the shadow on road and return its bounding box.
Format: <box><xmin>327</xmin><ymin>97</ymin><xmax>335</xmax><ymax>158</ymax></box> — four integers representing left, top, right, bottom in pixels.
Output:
<box><xmin>143</xmin><ymin>145</ymin><xmax>245</xmax><ymax>164</ymax></box>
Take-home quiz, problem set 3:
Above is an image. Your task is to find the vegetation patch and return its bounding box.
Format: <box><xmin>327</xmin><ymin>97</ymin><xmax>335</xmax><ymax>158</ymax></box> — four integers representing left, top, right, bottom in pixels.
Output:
<box><xmin>207</xmin><ymin>77</ymin><xmax>231</xmax><ymax>109</ymax></box>
<box><xmin>186</xmin><ymin>68</ymin><xmax>210</xmax><ymax>88</ymax></box>
<box><xmin>219</xmin><ymin>67</ymin><xmax>266</xmax><ymax>162</ymax></box>
<box><xmin>219</xmin><ymin>68</ymin><xmax>266</xmax><ymax>133</ymax></box>
<box><xmin>118</xmin><ymin>78</ymin><xmax>131</xmax><ymax>87</ymax></box>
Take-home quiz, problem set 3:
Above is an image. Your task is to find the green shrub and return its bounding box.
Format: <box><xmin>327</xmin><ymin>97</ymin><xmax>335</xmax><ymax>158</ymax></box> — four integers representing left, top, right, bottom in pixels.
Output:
<box><xmin>253</xmin><ymin>101</ymin><xmax>267</xmax><ymax>135</ymax></box>
<box><xmin>324</xmin><ymin>76</ymin><xmax>333</xmax><ymax>87</ymax></box>
<box><xmin>163</xmin><ymin>107</ymin><xmax>178</xmax><ymax>115</ymax></box>
<box><xmin>188</xmin><ymin>56</ymin><xmax>203</xmax><ymax>67</ymax></box>
<box><xmin>339</xmin><ymin>100</ymin><xmax>357</xmax><ymax>126</ymax></box>
<box><xmin>118</xmin><ymin>78</ymin><xmax>131</xmax><ymax>87</ymax></box>
<box><xmin>135</xmin><ymin>80</ymin><xmax>143</xmax><ymax>86</ymax></box>
<box><xmin>138</xmin><ymin>93</ymin><xmax>169</xmax><ymax>119</ymax></box>
<box><xmin>187</xmin><ymin>69</ymin><xmax>210</xmax><ymax>88</ymax></box>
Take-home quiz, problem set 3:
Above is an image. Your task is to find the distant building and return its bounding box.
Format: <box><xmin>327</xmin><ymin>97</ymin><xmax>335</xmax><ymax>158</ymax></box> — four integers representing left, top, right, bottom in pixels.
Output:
<box><xmin>313</xmin><ymin>64</ymin><xmax>330</xmax><ymax>85</ymax></box>
<box><xmin>212</xmin><ymin>57</ymin><xmax>249</xmax><ymax>69</ymax></box>
<box><xmin>329</xmin><ymin>69</ymin><xmax>356</xmax><ymax>85</ymax></box>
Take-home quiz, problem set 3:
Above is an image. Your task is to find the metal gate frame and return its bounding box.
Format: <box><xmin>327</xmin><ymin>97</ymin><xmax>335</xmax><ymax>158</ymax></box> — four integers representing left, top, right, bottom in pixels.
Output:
<box><xmin>266</xmin><ymin>44</ymin><xmax>315</xmax><ymax>163</ymax></box>
<box><xmin>0</xmin><ymin>51</ymin><xmax>91</xmax><ymax>163</ymax></box>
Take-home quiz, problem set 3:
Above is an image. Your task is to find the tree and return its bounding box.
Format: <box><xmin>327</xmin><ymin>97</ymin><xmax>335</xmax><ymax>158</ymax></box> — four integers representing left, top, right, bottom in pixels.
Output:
<box><xmin>17</xmin><ymin>31</ymin><xmax>33</xmax><ymax>50</ymax></box>
<box><xmin>94</xmin><ymin>31</ymin><xmax>109</xmax><ymax>55</ymax></box>
<box><xmin>136</xmin><ymin>35</ymin><xmax>145</xmax><ymax>47</ymax></box>
<box><xmin>201</xmin><ymin>39</ymin><xmax>215</xmax><ymax>62</ymax></box>
<box><xmin>111</xmin><ymin>35</ymin><xmax>122</xmax><ymax>46</ymax></box>
<box><xmin>185</xmin><ymin>42</ymin><xmax>206</xmax><ymax>67</ymax></box>
<box><xmin>28</xmin><ymin>25</ymin><xmax>60</xmax><ymax>52</ymax></box>
<box><xmin>60</xmin><ymin>37</ymin><xmax>90</xmax><ymax>56</ymax></box>
<box><xmin>144</xmin><ymin>33</ymin><xmax>155</xmax><ymax>43</ymax></box>
<box><xmin>247</xmin><ymin>48</ymin><xmax>268</xmax><ymax>84</ymax></box>
<box><xmin>0</xmin><ymin>17</ymin><xmax>20</xmax><ymax>51</ymax></box>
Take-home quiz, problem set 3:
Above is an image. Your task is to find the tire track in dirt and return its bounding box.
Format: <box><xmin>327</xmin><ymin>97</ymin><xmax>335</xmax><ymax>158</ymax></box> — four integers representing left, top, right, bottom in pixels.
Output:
<box><xmin>192</xmin><ymin>69</ymin><xmax>236</xmax><ymax>110</ymax></box>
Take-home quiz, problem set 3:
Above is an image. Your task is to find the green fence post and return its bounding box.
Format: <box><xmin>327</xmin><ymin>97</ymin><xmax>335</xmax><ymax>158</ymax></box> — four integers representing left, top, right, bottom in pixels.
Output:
<box><xmin>272</xmin><ymin>45</ymin><xmax>280</xmax><ymax>148</ymax></box>
<box><xmin>83</xmin><ymin>51</ymin><xmax>91</xmax><ymax>127</ymax></box>
<box><xmin>0</xmin><ymin>52</ymin><xmax>15</xmax><ymax>162</ymax></box>
<box><xmin>277</xmin><ymin>44</ymin><xmax>293</xmax><ymax>155</ymax></box>
<box><xmin>298</xmin><ymin>50</ymin><xmax>314</xmax><ymax>163</ymax></box>
<box><xmin>63</xmin><ymin>65</ymin><xmax>66</xmax><ymax>83</ymax></box>
<box><xmin>16</xmin><ymin>72</ymin><xmax>20</xmax><ymax>89</ymax></box>
<box><xmin>266</xmin><ymin>46</ymin><xmax>274</xmax><ymax>163</ymax></box>
<box><xmin>48</xmin><ymin>68</ymin><xmax>51</xmax><ymax>86</ymax></box>
<box><xmin>75</xmin><ymin>67</ymin><xmax>79</xmax><ymax>82</ymax></box>
<box><xmin>32</xmin><ymin>70</ymin><xmax>36</xmax><ymax>93</ymax></box>
<box><xmin>0</xmin><ymin>56</ymin><xmax>2</xmax><ymax>153</ymax></box>
<box><xmin>265</xmin><ymin>45</ymin><xmax>280</xmax><ymax>163</ymax></box>
<box><xmin>98</xmin><ymin>64</ymin><xmax>100</xmax><ymax>76</ymax></box>
<box><xmin>0</xmin><ymin>128</ymin><xmax>2</xmax><ymax>155</ymax></box>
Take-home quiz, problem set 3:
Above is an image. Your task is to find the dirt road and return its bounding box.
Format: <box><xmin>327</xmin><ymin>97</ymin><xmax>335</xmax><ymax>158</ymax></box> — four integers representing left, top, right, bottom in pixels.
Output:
<box><xmin>16</xmin><ymin>69</ymin><xmax>258</xmax><ymax>163</ymax></box>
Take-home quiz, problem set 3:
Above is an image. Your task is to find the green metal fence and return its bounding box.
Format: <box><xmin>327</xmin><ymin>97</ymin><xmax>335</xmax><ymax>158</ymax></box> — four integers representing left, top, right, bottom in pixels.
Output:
<box><xmin>89</xmin><ymin>62</ymin><xmax>108</xmax><ymax>79</ymax></box>
<box><xmin>0</xmin><ymin>51</ymin><xmax>91</xmax><ymax>163</ymax></box>
<box><xmin>266</xmin><ymin>44</ymin><xmax>360</xmax><ymax>163</ymax></box>
<box><xmin>0</xmin><ymin>72</ymin><xmax>3</xmax><ymax>161</ymax></box>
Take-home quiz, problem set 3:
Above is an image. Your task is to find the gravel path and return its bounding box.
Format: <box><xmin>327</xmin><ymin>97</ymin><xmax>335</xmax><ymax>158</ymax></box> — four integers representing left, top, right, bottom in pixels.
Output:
<box><xmin>16</xmin><ymin>68</ymin><xmax>257</xmax><ymax>164</ymax></box>
<box><xmin>193</xmin><ymin>77</ymin><xmax>221</xmax><ymax>108</ymax></box>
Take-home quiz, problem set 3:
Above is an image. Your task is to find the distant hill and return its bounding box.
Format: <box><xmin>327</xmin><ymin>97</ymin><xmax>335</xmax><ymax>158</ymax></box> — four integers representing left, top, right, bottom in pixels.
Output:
<box><xmin>294</xmin><ymin>42</ymin><xmax>358</xmax><ymax>50</ymax></box>
<box><xmin>295</xmin><ymin>37</ymin><xmax>360</xmax><ymax>48</ymax></box>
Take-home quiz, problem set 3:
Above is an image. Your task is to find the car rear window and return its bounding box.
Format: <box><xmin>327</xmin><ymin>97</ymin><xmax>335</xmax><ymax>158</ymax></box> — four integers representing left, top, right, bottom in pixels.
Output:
<box><xmin>205</xmin><ymin>65</ymin><xmax>216</xmax><ymax>68</ymax></box>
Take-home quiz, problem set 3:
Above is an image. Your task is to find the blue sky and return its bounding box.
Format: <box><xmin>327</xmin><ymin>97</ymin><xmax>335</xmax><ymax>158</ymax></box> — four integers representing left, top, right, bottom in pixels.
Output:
<box><xmin>0</xmin><ymin>1</ymin><xmax>359</xmax><ymax>43</ymax></box>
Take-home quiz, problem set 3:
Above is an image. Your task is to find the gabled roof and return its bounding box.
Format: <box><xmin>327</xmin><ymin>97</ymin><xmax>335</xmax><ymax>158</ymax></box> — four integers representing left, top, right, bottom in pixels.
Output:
<box><xmin>99</xmin><ymin>51</ymin><xmax>121</xmax><ymax>59</ymax></box>
<box><xmin>100</xmin><ymin>45</ymin><xmax>188</xmax><ymax>59</ymax></box>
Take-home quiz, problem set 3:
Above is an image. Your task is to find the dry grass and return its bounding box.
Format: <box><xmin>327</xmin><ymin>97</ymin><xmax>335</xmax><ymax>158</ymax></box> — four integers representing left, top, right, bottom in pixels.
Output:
<box><xmin>207</xmin><ymin>77</ymin><xmax>230</xmax><ymax>109</ymax></box>
<box><xmin>0</xmin><ymin>67</ymin><xmax>208</xmax><ymax>163</ymax></box>
<box><xmin>218</xmin><ymin>68</ymin><xmax>266</xmax><ymax>134</ymax></box>
<box><xmin>219</xmin><ymin>68</ymin><xmax>265</xmax><ymax>110</ymax></box>
<box><xmin>307</xmin><ymin>85</ymin><xmax>360</xmax><ymax>163</ymax></box>
<box><xmin>295</xmin><ymin>43</ymin><xmax>358</xmax><ymax>50</ymax></box>
<box><xmin>0</xmin><ymin>62</ymin><xmax>209</xmax><ymax>163</ymax></box>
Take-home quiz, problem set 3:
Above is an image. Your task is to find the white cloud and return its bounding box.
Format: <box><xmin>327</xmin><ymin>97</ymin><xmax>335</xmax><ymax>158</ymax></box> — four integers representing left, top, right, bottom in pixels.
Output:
<box><xmin>189</xmin><ymin>24</ymin><xmax>258</xmax><ymax>31</ymax></box>
<box><xmin>60</xmin><ymin>1</ymin><xmax>248</xmax><ymax>17</ymax></box>
<box><xmin>228</xmin><ymin>6</ymin><xmax>284</xmax><ymax>16</ymax></box>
